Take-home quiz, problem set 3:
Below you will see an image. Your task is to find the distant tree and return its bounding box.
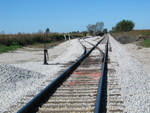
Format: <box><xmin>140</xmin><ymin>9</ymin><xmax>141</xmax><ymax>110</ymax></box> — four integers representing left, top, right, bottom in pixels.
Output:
<box><xmin>86</xmin><ymin>22</ymin><xmax>104</xmax><ymax>35</ymax></box>
<box><xmin>95</xmin><ymin>30</ymin><xmax>103</xmax><ymax>36</ymax></box>
<box><xmin>112</xmin><ymin>20</ymin><xmax>135</xmax><ymax>32</ymax></box>
<box><xmin>94</xmin><ymin>22</ymin><xmax>104</xmax><ymax>33</ymax></box>
<box><xmin>103</xmin><ymin>29</ymin><xmax>108</xmax><ymax>34</ymax></box>
<box><xmin>18</xmin><ymin>32</ymin><xmax>22</xmax><ymax>35</ymax></box>
<box><xmin>77</xmin><ymin>30</ymin><xmax>80</xmax><ymax>33</ymax></box>
<box><xmin>70</xmin><ymin>31</ymin><xmax>80</xmax><ymax>34</ymax></box>
<box><xmin>86</xmin><ymin>24</ymin><xmax>94</xmax><ymax>35</ymax></box>
<box><xmin>46</xmin><ymin>28</ymin><xmax>50</xmax><ymax>34</ymax></box>
<box><xmin>0</xmin><ymin>30</ymin><xmax>5</xmax><ymax>34</ymax></box>
<box><xmin>89</xmin><ymin>30</ymin><xmax>94</xmax><ymax>35</ymax></box>
<box><xmin>37</xmin><ymin>29</ymin><xmax>43</xmax><ymax>34</ymax></box>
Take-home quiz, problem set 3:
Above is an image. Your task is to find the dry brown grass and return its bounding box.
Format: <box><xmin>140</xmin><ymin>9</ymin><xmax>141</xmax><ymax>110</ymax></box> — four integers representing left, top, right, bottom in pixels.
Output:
<box><xmin>112</xmin><ymin>29</ymin><xmax>150</xmax><ymax>38</ymax></box>
<box><xmin>27</xmin><ymin>41</ymin><xmax>64</xmax><ymax>48</ymax></box>
<box><xmin>111</xmin><ymin>30</ymin><xmax>150</xmax><ymax>44</ymax></box>
<box><xmin>0</xmin><ymin>33</ymin><xmax>65</xmax><ymax>46</ymax></box>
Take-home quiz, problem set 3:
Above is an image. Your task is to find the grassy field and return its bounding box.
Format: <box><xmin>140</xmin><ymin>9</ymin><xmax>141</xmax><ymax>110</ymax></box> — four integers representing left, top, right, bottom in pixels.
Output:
<box><xmin>112</xmin><ymin>30</ymin><xmax>150</xmax><ymax>47</ymax></box>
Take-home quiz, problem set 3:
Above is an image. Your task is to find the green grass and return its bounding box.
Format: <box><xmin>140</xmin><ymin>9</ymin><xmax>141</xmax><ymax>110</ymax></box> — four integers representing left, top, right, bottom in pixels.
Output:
<box><xmin>139</xmin><ymin>39</ymin><xmax>150</xmax><ymax>47</ymax></box>
<box><xmin>0</xmin><ymin>44</ymin><xmax>22</xmax><ymax>53</ymax></box>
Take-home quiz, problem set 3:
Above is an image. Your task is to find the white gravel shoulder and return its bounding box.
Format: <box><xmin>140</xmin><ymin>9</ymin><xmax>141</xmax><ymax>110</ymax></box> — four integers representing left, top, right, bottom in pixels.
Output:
<box><xmin>109</xmin><ymin>34</ymin><xmax>150</xmax><ymax>113</ymax></box>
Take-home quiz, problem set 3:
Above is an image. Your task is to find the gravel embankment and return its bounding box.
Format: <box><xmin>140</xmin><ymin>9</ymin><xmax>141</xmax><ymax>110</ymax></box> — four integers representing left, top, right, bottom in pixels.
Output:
<box><xmin>109</xmin><ymin>35</ymin><xmax>150</xmax><ymax>113</ymax></box>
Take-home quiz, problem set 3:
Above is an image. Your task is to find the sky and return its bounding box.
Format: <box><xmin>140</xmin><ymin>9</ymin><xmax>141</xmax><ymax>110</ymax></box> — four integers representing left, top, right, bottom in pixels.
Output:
<box><xmin>0</xmin><ymin>0</ymin><xmax>150</xmax><ymax>34</ymax></box>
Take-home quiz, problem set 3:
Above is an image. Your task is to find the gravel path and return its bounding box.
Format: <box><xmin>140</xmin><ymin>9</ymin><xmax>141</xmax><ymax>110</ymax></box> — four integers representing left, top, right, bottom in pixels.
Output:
<box><xmin>109</xmin><ymin>35</ymin><xmax>150</xmax><ymax>113</ymax></box>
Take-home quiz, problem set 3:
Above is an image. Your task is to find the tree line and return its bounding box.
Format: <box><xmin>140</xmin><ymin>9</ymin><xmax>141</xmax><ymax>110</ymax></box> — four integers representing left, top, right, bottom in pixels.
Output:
<box><xmin>85</xmin><ymin>19</ymin><xmax>135</xmax><ymax>35</ymax></box>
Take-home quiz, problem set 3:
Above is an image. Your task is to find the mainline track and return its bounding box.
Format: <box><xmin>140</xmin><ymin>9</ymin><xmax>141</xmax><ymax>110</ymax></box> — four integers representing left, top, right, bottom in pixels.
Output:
<box><xmin>17</xmin><ymin>36</ymin><xmax>108</xmax><ymax>113</ymax></box>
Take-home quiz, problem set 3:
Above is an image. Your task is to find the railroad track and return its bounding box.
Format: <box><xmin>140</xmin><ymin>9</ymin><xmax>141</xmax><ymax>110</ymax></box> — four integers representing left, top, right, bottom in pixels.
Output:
<box><xmin>17</xmin><ymin>35</ymin><xmax>109</xmax><ymax>113</ymax></box>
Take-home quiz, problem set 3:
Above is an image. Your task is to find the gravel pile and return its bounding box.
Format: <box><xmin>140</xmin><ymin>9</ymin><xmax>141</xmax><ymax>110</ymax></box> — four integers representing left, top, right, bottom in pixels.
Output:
<box><xmin>0</xmin><ymin>64</ymin><xmax>45</xmax><ymax>112</ymax></box>
<box><xmin>109</xmin><ymin>35</ymin><xmax>150</xmax><ymax>113</ymax></box>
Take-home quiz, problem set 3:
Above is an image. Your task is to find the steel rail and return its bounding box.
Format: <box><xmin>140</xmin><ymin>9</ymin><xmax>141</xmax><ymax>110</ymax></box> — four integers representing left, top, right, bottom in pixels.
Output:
<box><xmin>78</xmin><ymin>36</ymin><xmax>96</xmax><ymax>56</ymax></box>
<box><xmin>17</xmin><ymin>36</ymin><xmax>106</xmax><ymax>113</ymax></box>
<box><xmin>83</xmin><ymin>37</ymin><xmax>105</xmax><ymax>60</ymax></box>
<box><xmin>95</xmin><ymin>35</ymin><xmax>109</xmax><ymax>113</ymax></box>
<box><xmin>78</xmin><ymin>38</ymin><xmax>87</xmax><ymax>55</ymax></box>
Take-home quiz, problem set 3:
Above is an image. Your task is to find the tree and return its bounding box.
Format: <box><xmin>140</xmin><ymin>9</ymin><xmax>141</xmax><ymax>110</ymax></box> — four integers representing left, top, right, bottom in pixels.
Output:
<box><xmin>37</xmin><ymin>29</ymin><xmax>43</xmax><ymax>34</ymax></box>
<box><xmin>0</xmin><ymin>30</ymin><xmax>5</xmax><ymax>34</ymax></box>
<box><xmin>103</xmin><ymin>29</ymin><xmax>108</xmax><ymax>34</ymax></box>
<box><xmin>86</xmin><ymin>24</ymin><xmax>94</xmax><ymax>34</ymax></box>
<box><xmin>89</xmin><ymin>30</ymin><xmax>94</xmax><ymax>35</ymax></box>
<box><xmin>86</xmin><ymin>21</ymin><xmax>104</xmax><ymax>35</ymax></box>
<box><xmin>46</xmin><ymin>28</ymin><xmax>50</xmax><ymax>33</ymax></box>
<box><xmin>112</xmin><ymin>20</ymin><xmax>135</xmax><ymax>32</ymax></box>
<box><xmin>94</xmin><ymin>22</ymin><xmax>104</xmax><ymax>33</ymax></box>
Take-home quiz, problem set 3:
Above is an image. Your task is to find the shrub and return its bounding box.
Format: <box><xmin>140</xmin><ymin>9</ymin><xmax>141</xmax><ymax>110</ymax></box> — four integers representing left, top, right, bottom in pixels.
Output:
<box><xmin>112</xmin><ymin>20</ymin><xmax>135</xmax><ymax>32</ymax></box>
<box><xmin>0</xmin><ymin>33</ymin><xmax>63</xmax><ymax>46</ymax></box>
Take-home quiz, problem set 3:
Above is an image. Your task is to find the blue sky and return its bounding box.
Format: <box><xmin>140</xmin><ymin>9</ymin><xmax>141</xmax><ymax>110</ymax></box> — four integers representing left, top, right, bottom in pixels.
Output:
<box><xmin>0</xmin><ymin>0</ymin><xmax>150</xmax><ymax>34</ymax></box>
